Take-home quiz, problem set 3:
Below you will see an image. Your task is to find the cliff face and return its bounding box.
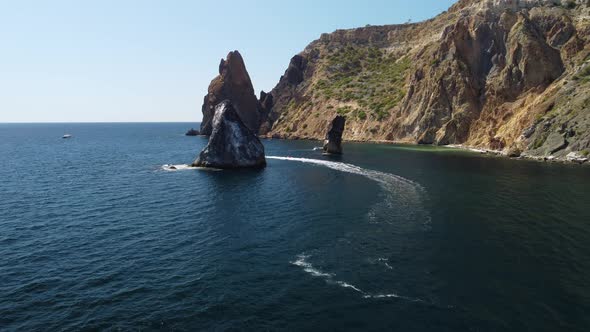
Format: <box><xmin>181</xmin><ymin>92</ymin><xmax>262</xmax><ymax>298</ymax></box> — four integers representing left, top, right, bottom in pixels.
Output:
<box><xmin>261</xmin><ymin>0</ymin><xmax>590</xmax><ymax>158</ymax></box>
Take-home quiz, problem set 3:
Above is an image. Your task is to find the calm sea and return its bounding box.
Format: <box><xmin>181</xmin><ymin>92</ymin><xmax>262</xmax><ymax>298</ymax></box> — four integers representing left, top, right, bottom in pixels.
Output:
<box><xmin>0</xmin><ymin>123</ymin><xmax>589</xmax><ymax>331</ymax></box>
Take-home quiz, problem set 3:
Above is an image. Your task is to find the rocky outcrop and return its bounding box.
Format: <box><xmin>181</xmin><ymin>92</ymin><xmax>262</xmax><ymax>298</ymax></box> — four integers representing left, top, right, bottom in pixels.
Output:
<box><xmin>185</xmin><ymin>128</ymin><xmax>200</xmax><ymax>136</ymax></box>
<box><xmin>200</xmin><ymin>51</ymin><xmax>260</xmax><ymax>136</ymax></box>
<box><xmin>258</xmin><ymin>55</ymin><xmax>310</xmax><ymax>135</ymax></box>
<box><xmin>323</xmin><ymin>116</ymin><xmax>346</xmax><ymax>155</ymax></box>
<box><xmin>193</xmin><ymin>101</ymin><xmax>266</xmax><ymax>169</ymax></box>
<box><xmin>258</xmin><ymin>0</ymin><xmax>590</xmax><ymax>160</ymax></box>
<box><xmin>258</xmin><ymin>91</ymin><xmax>274</xmax><ymax>135</ymax></box>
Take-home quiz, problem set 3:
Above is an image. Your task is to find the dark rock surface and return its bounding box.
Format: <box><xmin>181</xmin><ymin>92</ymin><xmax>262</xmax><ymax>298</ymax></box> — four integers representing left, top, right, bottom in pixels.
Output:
<box><xmin>258</xmin><ymin>91</ymin><xmax>274</xmax><ymax>135</ymax></box>
<box><xmin>185</xmin><ymin>128</ymin><xmax>200</xmax><ymax>136</ymax></box>
<box><xmin>323</xmin><ymin>115</ymin><xmax>346</xmax><ymax>155</ymax></box>
<box><xmin>258</xmin><ymin>54</ymin><xmax>309</xmax><ymax>135</ymax></box>
<box><xmin>200</xmin><ymin>51</ymin><xmax>260</xmax><ymax>136</ymax></box>
<box><xmin>507</xmin><ymin>147</ymin><xmax>522</xmax><ymax>158</ymax></box>
<box><xmin>193</xmin><ymin>101</ymin><xmax>266</xmax><ymax>169</ymax></box>
<box><xmin>284</xmin><ymin>55</ymin><xmax>307</xmax><ymax>85</ymax></box>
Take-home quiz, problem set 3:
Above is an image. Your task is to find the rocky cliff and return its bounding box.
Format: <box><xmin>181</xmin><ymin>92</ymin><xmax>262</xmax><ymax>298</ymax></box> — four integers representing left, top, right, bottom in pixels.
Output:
<box><xmin>259</xmin><ymin>0</ymin><xmax>590</xmax><ymax>159</ymax></box>
<box><xmin>201</xmin><ymin>51</ymin><xmax>260</xmax><ymax>135</ymax></box>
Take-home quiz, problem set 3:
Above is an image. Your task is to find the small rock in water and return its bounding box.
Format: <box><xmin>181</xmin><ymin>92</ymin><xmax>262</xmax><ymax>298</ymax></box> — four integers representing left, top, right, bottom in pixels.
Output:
<box><xmin>185</xmin><ymin>128</ymin><xmax>200</xmax><ymax>136</ymax></box>
<box><xmin>323</xmin><ymin>115</ymin><xmax>346</xmax><ymax>155</ymax></box>
<box><xmin>193</xmin><ymin>100</ymin><xmax>266</xmax><ymax>169</ymax></box>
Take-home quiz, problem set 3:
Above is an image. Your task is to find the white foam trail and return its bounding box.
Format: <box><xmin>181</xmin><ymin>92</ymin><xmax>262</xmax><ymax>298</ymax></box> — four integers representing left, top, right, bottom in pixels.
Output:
<box><xmin>161</xmin><ymin>164</ymin><xmax>222</xmax><ymax>172</ymax></box>
<box><xmin>333</xmin><ymin>281</ymin><xmax>364</xmax><ymax>293</ymax></box>
<box><xmin>292</xmin><ymin>254</ymin><xmax>423</xmax><ymax>303</ymax></box>
<box><xmin>377</xmin><ymin>258</ymin><xmax>394</xmax><ymax>270</ymax></box>
<box><xmin>291</xmin><ymin>254</ymin><xmax>334</xmax><ymax>278</ymax></box>
<box><xmin>161</xmin><ymin>164</ymin><xmax>194</xmax><ymax>171</ymax></box>
<box><xmin>267</xmin><ymin>156</ymin><xmax>421</xmax><ymax>188</ymax></box>
<box><xmin>364</xmin><ymin>293</ymin><xmax>424</xmax><ymax>303</ymax></box>
<box><xmin>268</xmin><ymin>156</ymin><xmax>428</xmax><ymax>227</ymax></box>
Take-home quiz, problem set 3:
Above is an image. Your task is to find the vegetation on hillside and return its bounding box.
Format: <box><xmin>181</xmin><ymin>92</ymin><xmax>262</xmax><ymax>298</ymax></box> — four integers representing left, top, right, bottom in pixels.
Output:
<box><xmin>313</xmin><ymin>46</ymin><xmax>411</xmax><ymax>121</ymax></box>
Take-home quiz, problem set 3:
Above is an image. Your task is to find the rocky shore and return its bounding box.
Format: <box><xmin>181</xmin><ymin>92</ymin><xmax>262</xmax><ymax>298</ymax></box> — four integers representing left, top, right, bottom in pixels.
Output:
<box><xmin>254</xmin><ymin>0</ymin><xmax>590</xmax><ymax>163</ymax></box>
<box><xmin>196</xmin><ymin>0</ymin><xmax>590</xmax><ymax>166</ymax></box>
<box><xmin>261</xmin><ymin>133</ymin><xmax>589</xmax><ymax>165</ymax></box>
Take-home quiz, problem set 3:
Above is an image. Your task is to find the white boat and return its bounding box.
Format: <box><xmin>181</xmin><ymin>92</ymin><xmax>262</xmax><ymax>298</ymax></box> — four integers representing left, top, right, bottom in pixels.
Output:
<box><xmin>62</xmin><ymin>134</ymin><xmax>72</xmax><ymax>139</ymax></box>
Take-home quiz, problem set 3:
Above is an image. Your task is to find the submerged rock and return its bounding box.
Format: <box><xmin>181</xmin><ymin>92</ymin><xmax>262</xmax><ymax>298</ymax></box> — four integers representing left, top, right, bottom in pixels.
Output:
<box><xmin>193</xmin><ymin>101</ymin><xmax>266</xmax><ymax>169</ymax></box>
<box><xmin>200</xmin><ymin>51</ymin><xmax>260</xmax><ymax>136</ymax></box>
<box><xmin>323</xmin><ymin>116</ymin><xmax>346</xmax><ymax>155</ymax></box>
<box><xmin>185</xmin><ymin>128</ymin><xmax>200</xmax><ymax>136</ymax></box>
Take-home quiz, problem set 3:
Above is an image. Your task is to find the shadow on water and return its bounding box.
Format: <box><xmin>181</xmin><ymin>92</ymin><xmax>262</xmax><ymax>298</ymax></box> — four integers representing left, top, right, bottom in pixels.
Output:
<box><xmin>321</xmin><ymin>153</ymin><xmax>344</xmax><ymax>162</ymax></box>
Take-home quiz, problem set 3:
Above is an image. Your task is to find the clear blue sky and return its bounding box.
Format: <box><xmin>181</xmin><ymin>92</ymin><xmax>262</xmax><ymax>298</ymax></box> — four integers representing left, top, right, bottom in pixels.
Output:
<box><xmin>0</xmin><ymin>0</ymin><xmax>456</xmax><ymax>122</ymax></box>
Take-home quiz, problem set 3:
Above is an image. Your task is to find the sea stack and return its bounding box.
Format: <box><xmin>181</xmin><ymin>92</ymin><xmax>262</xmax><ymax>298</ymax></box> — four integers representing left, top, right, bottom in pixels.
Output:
<box><xmin>193</xmin><ymin>101</ymin><xmax>266</xmax><ymax>169</ymax></box>
<box><xmin>323</xmin><ymin>115</ymin><xmax>346</xmax><ymax>155</ymax></box>
<box><xmin>200</xmin><ymin>51</ymin><xmax>260</xmax><ymax>136</ymax></box>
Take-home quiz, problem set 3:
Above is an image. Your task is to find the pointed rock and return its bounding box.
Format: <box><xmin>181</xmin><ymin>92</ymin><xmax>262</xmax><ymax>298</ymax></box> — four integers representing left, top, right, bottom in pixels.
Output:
<box><xmin>193</xmin><ymin>101</ymin><xmax>266</xmax><ymax>169</ymax></box>
<box><xmin>200</xmin><ymin>51</ymin><xmax>260</xmax><ymax>135</ymax></box>
<box><xmin>323</xmin><ymin>116</ymin><xmax>346</xmax><ymax>155</ymax></box>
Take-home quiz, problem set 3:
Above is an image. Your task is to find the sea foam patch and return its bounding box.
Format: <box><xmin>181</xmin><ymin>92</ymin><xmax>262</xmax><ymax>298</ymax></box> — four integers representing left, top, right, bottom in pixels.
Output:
<box><xmin>161</xmin><ymin>164</ymin><xmax>223</xmax><ymax>172</ymax></box>
<box><xmin>291</xmin><ymin>253</ymin><xmax>424</xmax><ymax>303</ymax></box>
<box><xmin>267</xmin><ymin>156</ymin><xmax>429</xmax><ymax>228</ymax></box>
<box><xmin>161</xmin><ymin>164</ymin><xmax>195</xmax><ymax>171</ymax></box>
<box><xmin>267</xmin><ymin>156</ymin><xmax>421</xmax><ymax>188</ymax></box>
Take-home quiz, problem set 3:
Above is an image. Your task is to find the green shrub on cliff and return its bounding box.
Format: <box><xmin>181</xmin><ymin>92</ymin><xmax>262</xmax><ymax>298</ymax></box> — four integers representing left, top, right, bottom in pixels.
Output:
<box><xmin>573</xmin><ymin>65</ymin><xmax>590</xmax><ymax>83</ymax></box>
<box><xmin>315</xmin><ymin>47</ymin><xmax>410</xmax><ymax>121</ymax></box>
<box><xmin>336</xmin><ymin>106</ymin><xmax>353</xmax><ymax>115</ymax></box>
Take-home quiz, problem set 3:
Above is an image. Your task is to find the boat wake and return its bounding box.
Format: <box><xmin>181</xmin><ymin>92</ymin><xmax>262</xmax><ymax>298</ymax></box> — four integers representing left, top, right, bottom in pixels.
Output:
<box><xmin>274</xmin><ymin>156</ymin><xmax>436</xmax><ymax>303</ymax></box>
<box><xmin>161</xmin><ymin>164</ymin><xmax>195</xmax><ymax>171</ymax></box>
<box><xmin>161</xmin><ymin>164</ymin><xmax>222</xmax><ymax>172</ymax></box>
<box><xmin>267</xmin><ymin>156</ymin><xmax>421</xmax><ymax>188</ymax></box>
<box><xmin>267</xmin><ymin>156</ymin><xmax>429</xmax><ymax>227</ymax></box>
<box><xmin>291</xmin><ymin>254</ymin><xmax>424</xmax><ymax>303</ymax></box>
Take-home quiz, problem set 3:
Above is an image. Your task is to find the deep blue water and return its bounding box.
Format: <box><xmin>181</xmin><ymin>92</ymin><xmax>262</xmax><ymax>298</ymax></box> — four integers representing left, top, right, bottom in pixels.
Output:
<box><xmin>1</xmin><ymin>123</ymin><xmax>589</xmax><ymax>331</ymax></box>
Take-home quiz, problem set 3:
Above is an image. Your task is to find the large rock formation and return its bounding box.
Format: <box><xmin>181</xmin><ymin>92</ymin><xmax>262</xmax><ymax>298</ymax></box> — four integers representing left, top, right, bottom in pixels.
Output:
<box><xmin>258</xmin><ymin>54</ymin><xmax>309</xmax><ymax>136</ymax></box>
<box><xmin>193</xmin><ymin>101</ymin><xmax>266</xmax><ymax>169</ymax></box>
<box><xmin>323</xmin><ymin>116</ymin><xmax>346</xmax><ymax>155</ymax></box>
<box><xmin>259</xmin><ymin>0</ymin><xmax>590</xmax><ymax>159</ymax></box>
<box><xmin>200</xmin><ymin>51</ymin><xmax>260</xmax><ymax>136</ymax></box>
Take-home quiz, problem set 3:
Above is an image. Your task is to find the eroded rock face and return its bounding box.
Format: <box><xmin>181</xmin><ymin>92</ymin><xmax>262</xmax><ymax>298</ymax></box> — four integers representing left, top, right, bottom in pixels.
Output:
<box><xmin>259</xmin><ymin>0</ymin><xmax>589</xmax><ymax>158</ymax></box>
<box><xmin>258</xmin><ymin>91</ymin><xmax>274</xmax><ymax>135</ymax></box>
<box><xmin>200</xmin><ymin>51</ymin><xmax>260</xmax><ymax>136</ymax></box>
<box><xmin>193</xmin><ymin>101</ymin><xmax>266</xmax><ymax>169</ymax></box>
<box><xmin>323</xmin><ymin>116</ymin><xmax>346</xmax><ymax>155</ymax></box>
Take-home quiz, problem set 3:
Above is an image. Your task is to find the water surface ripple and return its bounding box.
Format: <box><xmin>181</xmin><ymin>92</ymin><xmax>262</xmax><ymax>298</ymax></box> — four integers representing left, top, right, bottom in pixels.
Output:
<box><xmin>1</xmin><ymin>123</ymin><xmax>589</xmax><ymax>331</ymax></box>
